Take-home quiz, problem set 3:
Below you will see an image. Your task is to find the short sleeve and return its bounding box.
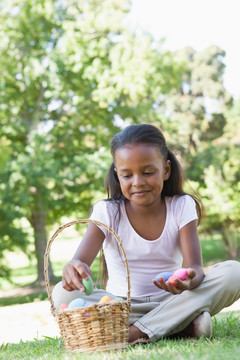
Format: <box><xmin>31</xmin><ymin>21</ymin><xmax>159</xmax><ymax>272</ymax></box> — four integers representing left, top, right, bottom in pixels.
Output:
<box><xmin>89</xmin><ymin>201</ymin><xmax>110</xmax><ymax>237</ymax></box>
<box><xmin>173</xmin><ymin>195</ymin><xmax>198</xmax><ymax>230</ymax></box>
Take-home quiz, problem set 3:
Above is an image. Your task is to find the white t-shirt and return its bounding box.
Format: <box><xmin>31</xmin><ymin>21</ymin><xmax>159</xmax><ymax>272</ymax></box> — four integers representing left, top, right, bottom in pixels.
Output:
<box><xmin>90</xmin><ymin>195</ymin><xmax>198</xmax><ymax>298</ymax></box>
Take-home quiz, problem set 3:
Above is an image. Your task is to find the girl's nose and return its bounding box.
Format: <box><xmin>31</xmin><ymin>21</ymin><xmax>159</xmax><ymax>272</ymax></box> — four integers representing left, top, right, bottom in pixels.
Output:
<box><xmin>132</xmin><ymin>174</ymin><xmax>145</xmax><ymax>187</ymax></box>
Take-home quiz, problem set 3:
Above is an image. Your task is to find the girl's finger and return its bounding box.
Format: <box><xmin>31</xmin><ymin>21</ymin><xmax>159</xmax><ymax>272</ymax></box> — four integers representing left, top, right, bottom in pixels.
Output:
<box><xmin>64</xmin><ymin>265</ymin><xmax>84</xmax><ymax>291</ymax></box>
<box><xmin>74</xmin><ymin>264</ymin><xmax>89</xmax><ymax>281</ymax></box>
<box><xmin>157</xmin><ymin>277</ymin><xmax>169</xmax><ymax>292</ymax></box>
<box><xmin>72</xmin><ymin>260</ymin><xmax>92</xmax><ymax>280</ymax></box>
<box><xmin>187</xmin><ymin>268</ymin><xmax>196</xmax><ymax>279</ymax></box>
<box><xmin>152</xmin><ymin>279</ymin><xmax>162</xmax><ymax>289</ymax></box>
<box><xmin>62</xmin><ymin>276</ymin><xmax>75</xmax><ymax>291</ymax></box>
<box><xmin>167</xmin><ymin>281</ymin><xmax>182</xmax><ymax>295</ymax></box>
<box><xmin>70</xmin><ymin>272</ymin><xmax>85</xmax><ymax>291</ymax></box>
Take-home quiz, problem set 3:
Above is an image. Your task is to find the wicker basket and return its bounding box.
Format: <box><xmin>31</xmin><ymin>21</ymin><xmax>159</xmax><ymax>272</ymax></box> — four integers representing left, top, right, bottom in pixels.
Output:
<box><xmin>44</xmin><ymin>219</ymin><xmax>131</xmax><ymax>353</ymax></box>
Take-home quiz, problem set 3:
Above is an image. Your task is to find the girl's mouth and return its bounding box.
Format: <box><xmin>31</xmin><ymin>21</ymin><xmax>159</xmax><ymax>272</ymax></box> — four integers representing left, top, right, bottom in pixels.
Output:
<box><xmin>132</xmin><ymin>191</ymin><xmax>149</xmax><ymax>197</ymax></box>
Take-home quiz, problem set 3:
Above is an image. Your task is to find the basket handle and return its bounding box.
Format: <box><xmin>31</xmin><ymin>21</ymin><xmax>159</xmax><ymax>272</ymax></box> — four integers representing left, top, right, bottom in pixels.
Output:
<box><xmin>44</xmin><ymin>219</ymin><xmax>131</xmax><ymax>315</ymax></box>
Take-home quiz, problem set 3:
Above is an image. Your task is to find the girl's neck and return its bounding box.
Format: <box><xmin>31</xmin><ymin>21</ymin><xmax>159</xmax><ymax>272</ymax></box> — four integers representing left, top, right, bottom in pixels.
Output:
<box><xmin>125</xmin><ymin>197</ymin><xmax>165</xmax><ymax>216</ymax></box>
<box><xmin>124</xmin><ymin>198</ymin><xmax>167</xmax><ymax>240</ymax></box>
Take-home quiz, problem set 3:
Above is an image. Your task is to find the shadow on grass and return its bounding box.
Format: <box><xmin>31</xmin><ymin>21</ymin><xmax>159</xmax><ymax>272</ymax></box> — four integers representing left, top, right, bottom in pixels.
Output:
<box><xmin>0</xmin><ymin>291</ymin><xmax>49</xmax><ymax>307</ymax></box>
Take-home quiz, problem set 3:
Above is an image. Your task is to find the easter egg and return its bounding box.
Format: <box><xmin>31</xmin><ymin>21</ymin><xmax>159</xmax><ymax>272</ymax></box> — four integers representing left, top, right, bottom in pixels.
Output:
<box><xmin>168</xmin><ymin>276</ymin><xmax>177</xmax><ymax>287</ymax></box>
<box><xmin>155</xmin><ymin>272</ymin><xmax>173</xmax><ymax>283</ymax></box>
<box><xmin>115</xmin><ymin>297</ymin><xmax>124</xmax><ymax>302</ymax></box>
<box><xmin>99</xmin><ymin>295</ymin><xmax>111</xmax><ymax>304</ymax></box>
<box><xmin>82</xmin><ymin>276</ymin><xmax>94</xmax><ymax>295</ymax></box>
<box><xmin>82</xmin><ymin>312</ymin><xmax>90</xmax><ymax>317</ymax></box>
<box><xmin>68</xmin><ymin>298</ymin><xmax>85</xmax><ymax>309</ymax></box>
<box><xmin>59</xmin><ymin>303</ymin><xmax>68</xmax><ymax>310</ymax></box>
<box><xmin>173</xmin><ymin>268</ymin><xmax>188</xmax><ymax>280</ymax></box>
<box><xmin>83</xmin><ymin>302</ymin><xmax>93</xmax><ymax>307</ymax></box>
<box><xmin>109</xmin><ymin>300</ymin><xmax>117</xmax><ymax>304</ymax></box>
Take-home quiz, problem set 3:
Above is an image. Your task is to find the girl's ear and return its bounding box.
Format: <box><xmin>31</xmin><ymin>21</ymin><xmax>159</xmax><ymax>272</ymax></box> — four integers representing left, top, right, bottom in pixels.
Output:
<box><xmin>164</xmin><ymin>160</ymin><xmax>171</xmax><ymax>180</ymax></box>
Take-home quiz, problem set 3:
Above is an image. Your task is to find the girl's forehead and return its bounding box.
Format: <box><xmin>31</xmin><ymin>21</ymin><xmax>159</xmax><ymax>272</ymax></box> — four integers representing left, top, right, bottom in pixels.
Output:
<box><xmin>114</xmin><ymin>143</ymin><xmax>163</xmax><ymax>162</ymax></box>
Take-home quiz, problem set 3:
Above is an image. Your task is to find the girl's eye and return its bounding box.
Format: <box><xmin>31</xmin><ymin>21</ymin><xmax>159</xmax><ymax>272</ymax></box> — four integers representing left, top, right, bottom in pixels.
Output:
<box><xmin>122</xmin><ymin>174</ymin><xmax>131</xmax><ymax>178</ymax></box>
<box><xmin>143</xmin><ymin>171</ymin><xmax>155</xmax><ymax>176</ymax></box>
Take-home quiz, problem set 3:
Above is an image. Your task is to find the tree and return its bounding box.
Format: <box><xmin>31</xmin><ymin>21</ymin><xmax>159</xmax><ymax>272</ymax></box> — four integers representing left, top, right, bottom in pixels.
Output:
<box><xmin>158</xmin><ymin>45</ymin><xmax>232</xmax><ymax>161</ymax></box>
<box><xmin>198</xmin><ymin>100</ymin><xmax>240</xmax><ymax>258</ymax></box>
<box><xmin>0</xmin><ymin>0</ymin><xmax>181</xmax><ymax>281</ymax></box>
<box><xmin>160</xmin><ymin>45</ymin><xmax>240</xmax><ymax>259</ymax></box>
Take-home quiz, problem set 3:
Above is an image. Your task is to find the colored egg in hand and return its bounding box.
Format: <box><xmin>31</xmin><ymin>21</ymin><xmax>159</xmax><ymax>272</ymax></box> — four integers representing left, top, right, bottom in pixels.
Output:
<box><xmin>155</xmin><ymin>272</ymin><xmax>173</xmax><ymax>283</ymax></box>
<box><xmin>168</xmin><ymin>276</ymin><xmax>177</xmax><ymax>287</ymax></box>
<box><xmin>82</xmin><ymin>276</ymin><xmax>94</xmax><ymax>295</ymax></box>
<box><xmin>173</xmin><ymin>268</ymin><xmax>188</xmax><ymax>280</ymax></box>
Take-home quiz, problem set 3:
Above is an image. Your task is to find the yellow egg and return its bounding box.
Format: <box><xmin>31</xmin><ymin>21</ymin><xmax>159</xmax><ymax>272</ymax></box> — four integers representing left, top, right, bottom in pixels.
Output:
<box><xmin>99</xmin><ymin>295</ymin><xmax>111</xmax><ymax>304</ymax></box>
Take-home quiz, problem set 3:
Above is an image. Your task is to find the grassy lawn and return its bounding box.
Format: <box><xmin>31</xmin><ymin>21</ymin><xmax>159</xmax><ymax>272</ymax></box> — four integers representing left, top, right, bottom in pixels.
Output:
<box><xmin>0</xmin><ymin>233</ymin><xmax>240</xmax><ymax>359</ymax></box>
<box><xmin>0</xmin><ymin>258</ymin><xmax>100</xmax><ymax>306</ymax></box>
<box><xmin>1</xmin><ymin>311</ymin><xmax>240</xmax><ymax>360</ymax></box>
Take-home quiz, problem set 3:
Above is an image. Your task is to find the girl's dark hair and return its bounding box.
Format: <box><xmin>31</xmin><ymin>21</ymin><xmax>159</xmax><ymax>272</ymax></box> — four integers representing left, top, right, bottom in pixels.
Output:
<box><xmin>105</xmin><ymin>123</ymin><xmax>202</xmax><ymax>221</ymax></box>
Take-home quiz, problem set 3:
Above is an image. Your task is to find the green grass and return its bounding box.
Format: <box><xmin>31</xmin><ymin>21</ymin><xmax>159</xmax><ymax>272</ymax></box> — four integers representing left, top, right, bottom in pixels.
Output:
<box><xmin>0</xmin><ymin>257</ymin><xmax>100</xmax><ymax>306</ymax></box>
<box><xmin>1</xmin><ymin>234</ymin><xmax>240</xmax><ymax>359</ymax></box>
<box><xmin>200</xmin><ymin>233</ymin><xmax>229</xmax><ymax>266</ymax></box>
<box><xmin>0</xmin><ymin>291</ymin><xmax>48</xmax><ymax>307</ymax></box>
<box><xmin>1</xmin><ymin>312</ymin><xmax>240</xmax><ymax>360</ymax></box>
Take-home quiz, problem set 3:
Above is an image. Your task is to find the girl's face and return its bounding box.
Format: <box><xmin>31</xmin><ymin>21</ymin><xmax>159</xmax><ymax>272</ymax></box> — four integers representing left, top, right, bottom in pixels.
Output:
<box><xmin>114</xmin><ymin>143</ymin><xmax>171</xmax><ymax>208</ymax></box>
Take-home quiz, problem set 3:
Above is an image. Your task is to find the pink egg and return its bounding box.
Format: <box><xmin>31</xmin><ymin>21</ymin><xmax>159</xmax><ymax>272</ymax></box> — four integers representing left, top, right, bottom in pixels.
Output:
<box><xmin>173</xmin><ymin>268</ymin><xmax>188</xmax><ymax>280</ymax></box>
<box><xmin>59</xmin><ymin>303</ymin><xmax>68</xmax><ymax>310</ymax></box>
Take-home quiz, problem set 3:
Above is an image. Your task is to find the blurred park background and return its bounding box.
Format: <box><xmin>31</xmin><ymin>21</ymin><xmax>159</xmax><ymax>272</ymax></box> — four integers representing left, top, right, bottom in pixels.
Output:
<box><xmin>0</xmin><ymin>0</ymin><xmax>239</xmax><ymax>304</ymax></box>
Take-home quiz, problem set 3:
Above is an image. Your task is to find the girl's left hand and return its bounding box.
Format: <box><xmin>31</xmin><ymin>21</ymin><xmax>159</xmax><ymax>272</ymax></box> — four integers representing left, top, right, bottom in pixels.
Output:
<box><xmin>153</xmin><ymin>268</ymin><xmax>196</xmax><ymax>295</ymax></box>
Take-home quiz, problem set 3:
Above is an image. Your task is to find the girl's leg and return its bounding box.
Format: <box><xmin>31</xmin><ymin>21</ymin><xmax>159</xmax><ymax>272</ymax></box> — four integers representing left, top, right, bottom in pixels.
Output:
<box><xmin>132</xmin><ymin>260</ymin><xmax>240</xmax><ymax>342</ymax></box>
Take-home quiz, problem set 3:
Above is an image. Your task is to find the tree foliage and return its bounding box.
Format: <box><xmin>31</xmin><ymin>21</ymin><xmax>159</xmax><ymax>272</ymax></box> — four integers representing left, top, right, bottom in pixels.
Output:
<box><xmin>159</xmin><ymin>46</ymin><xmax>232</xmax><ymax>156</ymax></box>
<box><xmin>1</xmin><ymin>1</ymin><xmax>239</xmax><ymax>283</ymax></box>
<box><xmin>155</xmin><ymin>45</ymin><xmax>240</xmax><ymax>258</ymax></box>
<box><xmin>0</xmin><ymin>0</ymin><xmax>182</xmax><ymax>281</ymax></box>
<box><xmin>198</xmin><ymin>101</ymin><xmax>240</xmax><ymax>258</ymax></box>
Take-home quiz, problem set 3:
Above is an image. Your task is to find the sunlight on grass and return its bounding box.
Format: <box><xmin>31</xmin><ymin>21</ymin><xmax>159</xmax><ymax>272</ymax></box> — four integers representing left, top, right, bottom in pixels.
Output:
<box><xmin>1</xmin><ymin>312</ymin><xmax>240</xmax><ymax>360</ymax></box>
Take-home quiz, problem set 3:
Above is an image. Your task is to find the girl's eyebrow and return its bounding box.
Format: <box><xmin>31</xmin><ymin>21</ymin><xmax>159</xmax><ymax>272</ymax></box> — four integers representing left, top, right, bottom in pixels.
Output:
<box><xmin>118</xmin><ymin>164</ymin><xmax>157</xmax><ymax>171</ymax></box>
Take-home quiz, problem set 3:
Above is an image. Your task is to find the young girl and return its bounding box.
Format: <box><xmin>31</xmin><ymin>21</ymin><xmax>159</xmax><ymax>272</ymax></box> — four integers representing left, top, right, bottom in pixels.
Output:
<box><xmin>52</xmin><ymin>124</ymin><xmax>240</xmax><ymax>344</ymax></box>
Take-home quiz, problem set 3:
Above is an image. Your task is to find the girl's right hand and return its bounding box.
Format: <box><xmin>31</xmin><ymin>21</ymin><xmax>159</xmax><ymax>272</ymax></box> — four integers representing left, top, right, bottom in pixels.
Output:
<box><xmin>153</xmin><ymin>268</ymin><xmax>197</xmax><ymax>295</ymax></box>
<box><xmin>62</xmin><ymin>259</ymin><xmax>93</xmax><ymax>292</ymax></box>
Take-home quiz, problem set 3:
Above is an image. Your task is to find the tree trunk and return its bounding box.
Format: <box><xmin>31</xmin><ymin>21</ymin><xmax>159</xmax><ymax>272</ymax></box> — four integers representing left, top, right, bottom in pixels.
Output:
<box><xmin>221</xmin><ymin>226</ymin><xmax>239</xmax><ymax>260</ymax></box>
<box><xmin>29</xmin><ymin>207</ymin><xmax>55</xmax><ymax>284</ymax></box>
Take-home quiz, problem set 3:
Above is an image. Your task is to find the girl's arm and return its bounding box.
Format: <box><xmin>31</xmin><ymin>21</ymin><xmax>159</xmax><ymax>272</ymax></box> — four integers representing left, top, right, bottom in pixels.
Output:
<box><xmin>153</xmin><ymin>220</ymin><xmax>204</xmax><ymax>295</ymax></box>
<box><xmin>62</xmin><ymin>223</ymin><xmax>105</xmax><ymax>292</ymax></box>
<box><xmin>178</xmin><ymin>219</ymin><xmax>205</xmax><ymax>288</ymax></box>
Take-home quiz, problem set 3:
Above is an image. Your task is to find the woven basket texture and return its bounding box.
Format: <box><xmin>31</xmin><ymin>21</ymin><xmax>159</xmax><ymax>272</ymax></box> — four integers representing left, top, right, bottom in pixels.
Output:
<box><xmin>44</xmin><ymin>219</ymin><xmax>131</xmax><ymax>353</ymax></box>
